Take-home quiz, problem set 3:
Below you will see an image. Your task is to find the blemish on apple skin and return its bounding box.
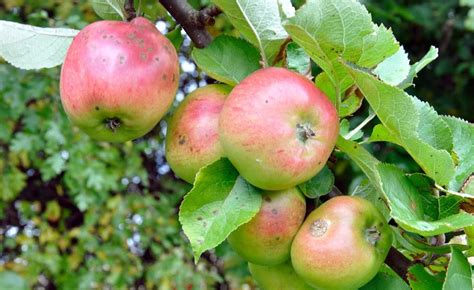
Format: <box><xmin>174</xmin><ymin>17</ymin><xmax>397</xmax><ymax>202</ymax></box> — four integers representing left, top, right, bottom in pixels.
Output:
<box><xmin>154</xmin><ymin>57</ymin><xmax>160</xmax><ymax>63</ymax></box>
<box><xmin>310</xmin><ymin>219</ymin><xmax>328</xmax><ymax>237</ymax></box>
<box><xmin>271</xmin><ymin>208</ymin><xmax>278</xmax><ymax>215</ymax></box>
<box><xmin>162</xmin><ymin>74</ymin><xmax>168</xmax><ymax>81</ymax></box>
<box><xmin>119</xmin><ymin>55</ymin><xmax>125</xmax><ymax>64</ymax></box>
<box><xmin>140</xmin><ymin>53</ymin><xmax>147</xmax><ymax>60</ymax></box>
<box><xmin>95</xmin><ymin>106</ymin><xmax>100</xmax><ymax>111</ymax></box>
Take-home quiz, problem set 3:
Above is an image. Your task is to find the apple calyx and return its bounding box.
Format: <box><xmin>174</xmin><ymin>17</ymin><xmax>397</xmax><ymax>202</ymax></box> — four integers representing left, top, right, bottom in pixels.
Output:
<box><xmin>365</xmin><ymin>226</ymin><xmax>381</xmax><ymax>246</ymax></box>
<box><xmin>296</xmin><ymin>123</ymin><xmax>316</xmax><ymax>143</ymax></box>
<box><xmin>105</xmin><ymin>118</ymin><xmax>121</xmax><ymax>132</ymax></box>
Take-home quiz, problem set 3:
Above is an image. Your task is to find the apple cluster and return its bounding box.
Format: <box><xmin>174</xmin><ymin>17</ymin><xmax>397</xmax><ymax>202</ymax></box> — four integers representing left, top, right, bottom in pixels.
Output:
<box><xmin>59</xmin><ymin>18</ymin><xmax>392</xmax><ymax>289</ymax></box>
<box><xmin>165</xmin><ymin>67</ymin><xmax>392</xmax><ymax>289</ymax></box>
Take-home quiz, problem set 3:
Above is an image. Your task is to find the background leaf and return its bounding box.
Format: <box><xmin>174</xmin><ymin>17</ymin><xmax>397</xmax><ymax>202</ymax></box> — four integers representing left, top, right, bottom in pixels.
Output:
<box><xmin>0</xmin><ymin>271</ymin><xmax>28</xmax><ymax>290</ymax></box>
<box><xmin>0</xmin><ymin>21</ymin><xmax>78</xmax><ymax>70</ymax></box>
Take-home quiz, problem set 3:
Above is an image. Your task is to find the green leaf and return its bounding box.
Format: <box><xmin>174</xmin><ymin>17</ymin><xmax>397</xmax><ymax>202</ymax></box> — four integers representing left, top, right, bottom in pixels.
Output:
<box><xmin>0</xmin><ymin>165</ymin><xmax>26</xmax><ymax>202</ymax></box>
<box><xmin>374</xmin><ymin>46</ymin><xmax>410</xmax><ymax>86</ymax></box>
<box><xmin>192</xmin><ymin>35</ymin><xmax>261</xmax><ymax>86</ymax></box>
<box><xmin>0</xmin><ymin>21</ymin><xmax>79</xmax><ymax>70</ymax></box>
<box><xmin>442</xmin><ymin>116</ymin><xmax>474</xmax><ymax>191</ymax></box>
<box><xmin>0</xmin><ymin>271</ymin><xmax>28</xmax><ymax>290</ymax></box>
<box><xmin>408</xmin><ymin>264</ymin><xmax>444</xmax><ymax>290</ymax></box>
<box><xmin>179</xmin><ymin>159</ymin><xmax>262</xmax><ymax>262</ymax></box>
<box><xmin>298</xmin><ymin>165</ymin><xmax>334</xmax><ymax>198</ymax></box>
<box><xmin>212</xmin><ymin>0</ymin><xmax>291</xmax><ymax>64</ymax></box>
<box><xmin>339</xmin><ymin>90</ymin><xmax>364</xmax><ymax>118</ymax></box>
<box><xmin>345</xmin><ymin>64</ymin><xmax>455</xmax><ymax>186</ymax></box>
<box><xmin>361</xmin><ymin>265</ymin><xmax>410</xmax><ymax>290</ymax></box>
<box><xmin>399</xmin><ymin>46</ymin><xmax>439</xmax><ymax>89</ymax></box>
<box><xmin>336</xmin><ymin>136</ymin><xmax>383</xmax><ymax>194</ymax></box>
<box><xmin>339</xmin><ymin>118</ymin><xmax>364</xmax><ymax>141</ymax></box>
<box><xmin>378</xmin><ymin>164</ymin><xmax>474</xmax><ymax>236</ymax></box>
<box><xmin>41</xmin><ymin>153</ymin><xmax>67</xmax><ymax>181</ymax></box>
<box><xmin>315</xmin><ymin>72</ymin><xmax>337</xmax><ymax>105</ymax></box>
<box><xmin>165</xmin><ymin>26</ymin><xmax>184</xmax><ymax>50</ymax></box>
<box><xmin>284</xmin><ymin>0</ymin><xmax>399</xmax><ymax>110</ymax></box>
<box><xmin>443</xmin><ymin>247</ymin><xmax>473</xmax><ymax>290</ymax></box>
<box><xmin>90</xmin><ymin>0</ymin><xmax>126</xmax><ymax>20</ymax></box>
<box><xmin>368</xmin><ymin>124</ymin><xmax>402</xmax><ymax>145</ymax></box>
<box><xmin>285</xmin><ymin>42</ymin><xmax>310</xmax><ymax>74</ymax></box>
<box><xmin>351</xmin><ymin>179</ymin><xmax>390</xmax><ymax>221</ymax></box>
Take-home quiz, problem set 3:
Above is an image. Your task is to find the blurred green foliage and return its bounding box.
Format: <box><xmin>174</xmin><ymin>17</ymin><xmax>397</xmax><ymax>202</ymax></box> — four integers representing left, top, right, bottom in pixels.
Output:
<box><xmin>0</xmin><ymin>0</ymin><xmax>472</xmax><ymax>289</ymax></box>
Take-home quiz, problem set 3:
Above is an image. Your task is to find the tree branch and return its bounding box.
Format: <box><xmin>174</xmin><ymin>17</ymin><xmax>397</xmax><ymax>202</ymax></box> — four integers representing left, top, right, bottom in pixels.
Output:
<box><xmin>385</xmin><ymin>247</ymin><xmax>412</xmax><ymax>282</ymax></box>
<box><xmin>158</xmin><ymin>0</ymin><xmax>221</xmax><ymax>48</ymax></box>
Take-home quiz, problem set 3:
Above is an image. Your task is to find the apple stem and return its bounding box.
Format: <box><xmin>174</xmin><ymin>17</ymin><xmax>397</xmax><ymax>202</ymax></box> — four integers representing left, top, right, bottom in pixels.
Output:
<box><xmin>106</xmin><ymin>118</ymin><xmax>121</xmax><ymax>133</ymax></box>
<box><xmin>124</xmin><ymin>0</ymin><xmax>137</xmax><ymax>21</ymax></box>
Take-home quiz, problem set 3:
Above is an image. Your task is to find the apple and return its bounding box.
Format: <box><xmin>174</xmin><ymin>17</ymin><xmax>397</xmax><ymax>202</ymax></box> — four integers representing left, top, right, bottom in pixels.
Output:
<box><xmin>249</xmin><ymin>262</ymin><xmax>315</xmax><ymax>290</ymax></box>
<box><xmin>166</xmin><ymin>84</ymin><xmax>231</xmax><ymax>183</ymax></box>
<box><xmin>219</xmin><ymin>67</ymin><xmax>339</xmax><ymax>190</ymax></box>
<box><xmin>291</xmin><ymin>196</ymin><xmax>392</xmax><ymax>290</ymax></box>
<box><xmin>60</xmin><ymin>17</ymin><xmax>179</xmax><ymax>142</ymax></box>
<box><xmin>227</xmin><ymin>187</ymin><xmax>306</xmax><ymax>266</ymax></box>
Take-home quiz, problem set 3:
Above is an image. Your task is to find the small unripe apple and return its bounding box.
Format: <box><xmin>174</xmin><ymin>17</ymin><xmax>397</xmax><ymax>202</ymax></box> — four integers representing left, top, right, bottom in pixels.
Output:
<box><xmin>227</xmin><ymin>188</ymin><xmax>306</xmax><ymax>266</ymax></box>
<box><xmin>166</xmin><ymin>84</ymin><xmax>231</xmax><ymax>183</ymax></box>
<box><xmin>60</xmin><ymin>17</ymin><xmax>179</xmax><ymax>142</ymax></box>
<box><xmin>219</xmin><ymin>67</ymin><xmax>339</xmax><ymax>190</ymax></box>
<box><xmin>291</xmin><ymin>196</ymin><xmax>392</xmax><ymax>290</ymax></box>
<box><xmin>249</xmin><ymin>262</ymin><xmax>315</xmax><ymax>290</ymax></box>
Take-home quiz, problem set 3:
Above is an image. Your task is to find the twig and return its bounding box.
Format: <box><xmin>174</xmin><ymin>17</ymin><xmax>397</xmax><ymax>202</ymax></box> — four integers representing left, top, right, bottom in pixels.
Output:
<box><xmin>385</xmin><ymin>247</ymin><xmax>411</xmax><ymax>282</ymax></box>
<box><xmin>125</xmin><ymin>0</ymin><xmax>137</xmax><ymax>21</ymax></box>
<box><xmin>158</xmin><ymin>0</ymin><xmax>221</xmax><ymax>48</ymax></box>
